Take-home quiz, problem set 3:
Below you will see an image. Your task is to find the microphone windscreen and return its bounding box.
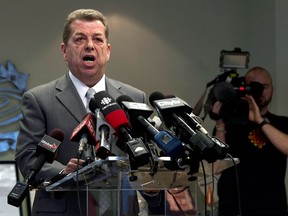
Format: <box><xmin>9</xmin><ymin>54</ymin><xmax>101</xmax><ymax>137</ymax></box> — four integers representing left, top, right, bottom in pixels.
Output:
<box><xmin>149</xmin><ymin>91</ymin><xmax>166</xmax><ymax>108</ymax></box>
<box><xmin>69</xmin><ymin>113</ymin><xmax>96</xmax><ymax>145</ymax></box>
<box><xmin>92</xmin><ymin>91</ymin><xmax>120</xmax><ymax>115</ymax></box>
<box><xmin>89</xmin><ymin>98</ymin><xmax>98</xmax><ymax>114</ymax></box>
<box><xmin>213</xmin><ymin>82</ymin><xmax>236</xmax><ymax>102</ymax></box>
<box><xmin>116</xmin><ymin>95</ymin><xmax>134</xmax><ymax>104</ymax></box>
<box><xmin>36</xmin><ymin>129</ymin><xmax>64</xmax><ymax>163</ymax></box>
<box><xmin>105</xmin><ymin>109</ymin><xmax>130</xmax><ymax>132</ymax></box>
<box><xmin>49</xmin><ymin>128</ymin><xmax>65</xmax><ymax>142</ymax></box>
<box><xmin>165</xmin><ymin>94</ymin><xmax>175</xmax><ymax>98</ymax></box>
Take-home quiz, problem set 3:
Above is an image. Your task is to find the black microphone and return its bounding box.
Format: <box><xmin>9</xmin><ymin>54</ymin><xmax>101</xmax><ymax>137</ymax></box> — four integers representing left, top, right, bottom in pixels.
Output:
<box><xmin>213</xmin><ymin>81</ymin><xmax>236</xmax><ymax>103</ymax></box>
<box><xmin>94</xmin><ymin>109</ymin><xmax>115</xmax><ymax>159</ymax></box>
<box><xmin>28</xmin><ymin>128</ymin><xmax>65</xmax><ymax>182</ymax></box>
<box><xmin>8</xmin><ymin>129</ymin><xmax>64</xmax><ymax>207</ymax></box>
<box><xmin>70</xmin><ymin>113</ymin><xmax>97</xmax><ymax>161</ymax></box>
<box><xmin>89</xmin><ymin>91</ymin><xmax>150</xmax><ymax>169</ymax></box>
<box><xmin>149</xmin><ymin>91</ymin><xmax>193</xmax><ymax>128</ymax></box>
<box><xmin>117</xmin><ymin>95</ymin><xmax>186</xmax><ymax>159</ymax></box>
<box><xmin>116</xmin><ymin>94</ymin><xmax>154</xmax><ymax>137</ymax></box>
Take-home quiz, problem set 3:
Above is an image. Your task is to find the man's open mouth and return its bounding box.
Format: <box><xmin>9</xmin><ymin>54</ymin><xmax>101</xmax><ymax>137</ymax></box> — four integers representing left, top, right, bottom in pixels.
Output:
<box><xmin>83</xmin><ymin>55</ymin><xmax>95</xmax><ymax>63</ymax></box>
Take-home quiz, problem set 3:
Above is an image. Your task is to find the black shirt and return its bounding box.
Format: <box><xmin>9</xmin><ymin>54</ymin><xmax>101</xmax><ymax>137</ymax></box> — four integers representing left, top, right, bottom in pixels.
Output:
<box><xmin>217</xmin><ymin>112</ymin><xmax>288</xmax><ymax>216</ymax></box>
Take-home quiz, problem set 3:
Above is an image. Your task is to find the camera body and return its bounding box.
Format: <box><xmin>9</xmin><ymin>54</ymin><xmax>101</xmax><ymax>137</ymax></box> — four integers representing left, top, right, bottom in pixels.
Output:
<box><xmin>217</xmin><ymin>77</ymin><xmax>263</xmax><ymax>125</ymax></box>
<box><xmin>205</xmin><ymin>48</ymin><xmax>263</xmax><ymax>125</ymax></box>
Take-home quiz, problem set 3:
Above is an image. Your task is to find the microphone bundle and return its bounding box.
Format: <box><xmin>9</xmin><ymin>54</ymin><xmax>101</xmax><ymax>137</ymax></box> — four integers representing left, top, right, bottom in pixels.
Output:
<box><xmin>89</xmin><ymin>91</ymin><xmax>150</xmax><ymax>170</ymax></box>
<box><xmin>36</xmin><ymin>90</ymin><xmax>229</xmax><ymax>187</ymax></box>
<box><xmin>82</xmin><ymin>90</ymin><xmax>229</xmax><ymax>179</ymax></box>
<box><xmin>7</xmin><ymin>89</ymin><xmax>231</xmax><ymax>211</ymax></box>
<box><xmin>116</xmin><ymin>95</ymin><xmax>185</xmax><ymax>160</ymax></box>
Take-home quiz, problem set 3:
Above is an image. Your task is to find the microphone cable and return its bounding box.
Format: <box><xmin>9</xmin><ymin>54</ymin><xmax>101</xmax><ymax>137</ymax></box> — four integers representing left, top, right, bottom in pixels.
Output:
<box><xmin>227</xmin><ymin>153</ymin><xmax>242</xmax><ymax>216</ymax></box>
<box><xmin>76</xmin><ymin>158</ymin><xmax>83</xmax><ymax>216</ymax></box>
<box><xmin>166</xmin><ymin>185</ymin><xmax>192</xmax><ymax>216</ymax></box>
<box><xmin>200</xmin><ymin>160</ymin><xmax>208</xmax><ymax>216</ymax></box>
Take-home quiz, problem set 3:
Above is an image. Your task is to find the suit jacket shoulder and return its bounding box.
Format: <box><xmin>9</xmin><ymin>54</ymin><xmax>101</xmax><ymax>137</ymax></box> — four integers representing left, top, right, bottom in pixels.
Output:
<box><xmin>106</xmin><ymin>77</ymin><xmax>146</xmax><ymax>103</ymax></box>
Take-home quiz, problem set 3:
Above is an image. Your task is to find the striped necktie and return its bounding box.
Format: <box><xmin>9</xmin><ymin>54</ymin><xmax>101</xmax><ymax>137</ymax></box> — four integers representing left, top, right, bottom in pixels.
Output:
<box><xmin>86</xmin><ymin>88</ymin><xmax>96</xmax><ymax>113</ymax></box>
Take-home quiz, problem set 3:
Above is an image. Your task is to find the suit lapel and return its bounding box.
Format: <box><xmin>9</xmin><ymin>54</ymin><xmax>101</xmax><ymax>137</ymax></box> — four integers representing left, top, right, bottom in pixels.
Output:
<box><xmin>55</xmin><ymin>73</ymin><xmax>86</xmax><ymax>123</ymax></box>
<box><xmin>53</xmin><ymin>75</ymin><xmax>123</xmax><ymax>124</ymax></box>
<box><xmin>106</xmin><ymin>77</ymin><xmax>123</xmax><ymax>100</ymax></box>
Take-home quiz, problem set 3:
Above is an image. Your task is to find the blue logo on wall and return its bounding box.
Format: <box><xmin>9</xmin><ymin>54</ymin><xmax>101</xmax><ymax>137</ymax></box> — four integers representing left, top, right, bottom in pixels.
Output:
<box><xmin>0</xmin><ymin>61</ymin><xmax>29</xmax><ymax>153</ymax></box>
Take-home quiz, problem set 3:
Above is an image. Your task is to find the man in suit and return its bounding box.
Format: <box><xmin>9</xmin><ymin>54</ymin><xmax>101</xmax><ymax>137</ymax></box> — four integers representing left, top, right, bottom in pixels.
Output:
<box><xmin>15</xmin><ymin>9</ymin><xmax>145</xmax><ymax>215</ymax></box>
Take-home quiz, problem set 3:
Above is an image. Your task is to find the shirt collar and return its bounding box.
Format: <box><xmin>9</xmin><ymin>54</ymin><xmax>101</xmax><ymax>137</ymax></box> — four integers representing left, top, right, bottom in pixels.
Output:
<box><xmin>69</xmin><ymin>71</ymin><xmax>106</xmax><ymax>105</ymax></box>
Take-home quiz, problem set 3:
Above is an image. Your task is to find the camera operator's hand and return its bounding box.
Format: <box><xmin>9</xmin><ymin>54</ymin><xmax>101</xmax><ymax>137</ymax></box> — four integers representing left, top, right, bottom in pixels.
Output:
<box><xmin>243</xmin><ymin>95</ymin><xmax>288</xmax><ymax>155</ymax></box>
<box><xmin>243</xmin><ymin>95</ymin><xmax>263</xmax><ymax>124</ymax></box>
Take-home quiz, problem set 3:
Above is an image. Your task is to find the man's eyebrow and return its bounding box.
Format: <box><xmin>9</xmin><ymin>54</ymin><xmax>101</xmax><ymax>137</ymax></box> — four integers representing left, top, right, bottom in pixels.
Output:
<box><xmin>93</xmin><ymin>32</ymin><xmax>105</xmax><ymax>37</ymax></box>
<box><xmin>74</xmin><ymin>32</ymin><xmax>86</xmax><ymax>36</ymax></box>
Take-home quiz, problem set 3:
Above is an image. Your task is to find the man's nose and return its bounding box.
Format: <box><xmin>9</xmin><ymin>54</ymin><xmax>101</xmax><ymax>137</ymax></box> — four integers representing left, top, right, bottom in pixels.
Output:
<box><xmin>85</xmin><ymin>39</ymin><xmax>94</xmax><ymax>50</ymax></box>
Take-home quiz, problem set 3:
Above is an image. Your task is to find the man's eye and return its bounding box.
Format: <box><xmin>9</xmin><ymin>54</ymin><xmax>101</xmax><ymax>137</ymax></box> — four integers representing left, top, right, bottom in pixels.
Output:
<box><xmin>94</xmin><ymin>37</ymin><xmax>103</xmax><ymax>43</ymax></box>
<box><xmin>75</xmin><ymin>37</ymin><xmax>85</xmax><ymax>43</ymax></box>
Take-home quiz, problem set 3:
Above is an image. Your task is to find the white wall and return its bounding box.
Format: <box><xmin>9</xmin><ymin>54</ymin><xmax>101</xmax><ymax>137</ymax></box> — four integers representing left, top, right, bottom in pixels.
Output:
<box><xmin>0</xmin><ymin>0</ymin><xmax>254</xmax><ymax>131</ymax></box>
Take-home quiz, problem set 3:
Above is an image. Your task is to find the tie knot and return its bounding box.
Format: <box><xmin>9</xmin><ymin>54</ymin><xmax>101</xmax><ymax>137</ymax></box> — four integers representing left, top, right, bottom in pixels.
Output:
<box><xmin>86</xmin><ymin>88</ymin><xmax>96</xmax><ymax>100</ymax></box>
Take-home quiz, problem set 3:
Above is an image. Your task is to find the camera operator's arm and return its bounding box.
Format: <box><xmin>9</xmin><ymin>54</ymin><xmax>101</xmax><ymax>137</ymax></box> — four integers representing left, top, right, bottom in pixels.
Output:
<box><xmin>210</xmin><ymin>101</ymin><xmax>231</xmax><ymax>175</ymax></box>
<box><xmin>245</xmin><ymin>95</ymin><xmax>288</xmax><ymax>155</ymax></box>
<box><xmin>212</xmin><ymin>101</ymin><xmax>227</xmax><ymax>142</ymax></box>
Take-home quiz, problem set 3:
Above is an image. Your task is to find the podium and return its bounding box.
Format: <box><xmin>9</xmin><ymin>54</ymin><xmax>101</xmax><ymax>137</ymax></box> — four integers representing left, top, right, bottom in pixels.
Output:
<box><xmin>44</xmin><ymin>156</ymin><xmax>199</xmax><ymax>216</ymax></box>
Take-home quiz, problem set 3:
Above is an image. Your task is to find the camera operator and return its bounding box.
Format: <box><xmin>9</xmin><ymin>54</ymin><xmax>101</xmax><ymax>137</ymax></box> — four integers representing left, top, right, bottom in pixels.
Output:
<box><xmin>212</xmin><ymin>66</ymin><xmax>288</xmax><ymax>216</ymax></box>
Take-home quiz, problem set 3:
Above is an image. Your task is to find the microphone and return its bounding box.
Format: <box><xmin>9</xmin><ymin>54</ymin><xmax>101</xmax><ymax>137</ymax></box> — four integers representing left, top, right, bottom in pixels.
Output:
<box><xmin>149</xmin><ymin>91</ymin><xmax>193</xmax><ymax>128</ymax></box>
<box><xmin>149</xmin><ymin>91</ymin><xmax>229</xmax><ymax>163</ymax></box>
<box><xmin>89</xmin><ymin>91</ymin><xmax>150</xmax><ymax>169</ymax></box>
<box><xmin>30</xmin><ymin>129</ymin><xmax>65</xmax><ymax>175</ymax></box>
<box><xmin>213</xmin><ymin>82</ymin><xmax>236</xmax><ymax>103</ymax></box>
<box><xmin>117</xmin><ymin>95</ymin><xmax>185</xmax><ymax>159</ymax></box>
<box><xmin>94</xmin><ymin>109</ymin><xmax>115</xmax><ymax>159</ymax></box>
<box><xmin>8</xmin><ymin>129</ymin><xmax>64</xmax><ymax>207</ymax></box>
<box><xmin>165</xmin><ymin>93</ymin><xmax>211</xmax><ymax>136</ymax></box>
<box><xmin>70</xmin><ymin>113</ymin><xmax>97</xmax><ymax>161</ymax></box>
<box><xmin>116</xmin><ymin>95</ymin><xmax>154</xmax><ymax>137</ymax></box>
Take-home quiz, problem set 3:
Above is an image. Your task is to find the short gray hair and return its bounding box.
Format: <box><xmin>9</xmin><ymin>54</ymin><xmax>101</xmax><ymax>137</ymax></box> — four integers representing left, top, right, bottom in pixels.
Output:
<box><xmin>62</xmin><ymin>9</ymin><xmax>109</xmax><ymax>45</ymax></box>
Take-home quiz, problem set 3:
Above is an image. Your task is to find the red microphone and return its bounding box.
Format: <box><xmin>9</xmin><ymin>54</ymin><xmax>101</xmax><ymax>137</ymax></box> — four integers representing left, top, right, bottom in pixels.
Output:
<box><xmin>70</xmin><ymin>113</ymin><xmax>97</xmax><ymax>158</ymax></box>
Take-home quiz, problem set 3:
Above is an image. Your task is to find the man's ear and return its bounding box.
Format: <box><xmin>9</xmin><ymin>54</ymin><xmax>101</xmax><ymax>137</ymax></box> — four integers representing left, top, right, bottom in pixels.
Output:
<box><xmin>60</xmin><ymin>43</ymin><xmax>67</xmax><ymax>61</ymax></box>
<box><xmin>106</xmin><ymin>44</ymin><xmax>111</xmax><ymax>61</ymax></box>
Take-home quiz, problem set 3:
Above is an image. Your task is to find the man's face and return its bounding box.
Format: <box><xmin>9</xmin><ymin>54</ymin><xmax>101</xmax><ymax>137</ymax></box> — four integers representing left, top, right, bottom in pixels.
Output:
<box><xmin>61</xmin><ymin>19</ymin><xmax>111</xmax><ymax>86</ymax></box>
<box><xmin>245</xmin><ymin>70</ymin><xmax>273</xmax><ymax>108</ymax></box>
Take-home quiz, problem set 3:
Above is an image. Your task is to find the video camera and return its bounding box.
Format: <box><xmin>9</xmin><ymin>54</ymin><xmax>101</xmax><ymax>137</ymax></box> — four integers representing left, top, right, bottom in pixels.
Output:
<box><xmin>205</xmin><ymin>48</ymin><xmax>264</xmax><ymax>125</ymax></box>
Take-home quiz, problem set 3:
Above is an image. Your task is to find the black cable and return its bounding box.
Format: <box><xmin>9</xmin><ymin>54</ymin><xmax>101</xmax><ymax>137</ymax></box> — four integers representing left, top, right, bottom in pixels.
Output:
<box><xmin>76</xmin><ymin>158</ymin><xmax>83</xmax><ymax>216</ymax></box>
<box><xmin>166</xmin><ymin>186</ymin><xmax>193</xmax><ymax>216</ymax></box>
<box><xmin>211</xmin><ymin>162</ymin><xmax>215</xmax><ymax>216</ymax></box>
<box><xmin>200</xmin><ymin>160</ymin><xmax>208</xmax><ymax>216</ymax></box>
<box><xmin>227</xmin><ymin>153</ymin><xmax>242</xmax><ymax>216</ymax></box>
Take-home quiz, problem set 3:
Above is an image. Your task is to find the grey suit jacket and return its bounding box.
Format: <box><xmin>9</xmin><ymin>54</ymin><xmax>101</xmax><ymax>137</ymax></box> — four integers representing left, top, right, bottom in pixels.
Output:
<box><xmin>15</xmin><ymin>73</ymin><xmax>146</xmax><ymax>215</ymax></box>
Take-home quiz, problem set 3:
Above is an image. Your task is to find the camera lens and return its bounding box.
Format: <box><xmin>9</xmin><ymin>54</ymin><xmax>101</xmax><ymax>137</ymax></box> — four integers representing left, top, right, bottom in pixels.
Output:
<box><xmin>220</xmin><ymin>99</ymin><xmax>249</xmax><ymax>125</ymax></box>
